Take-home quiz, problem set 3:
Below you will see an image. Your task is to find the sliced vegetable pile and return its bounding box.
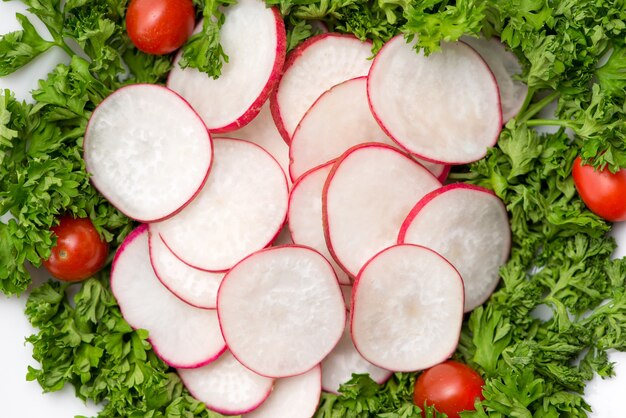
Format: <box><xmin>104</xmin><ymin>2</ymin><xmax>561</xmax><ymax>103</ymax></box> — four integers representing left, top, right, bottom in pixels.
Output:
<box><xmin>2</xmin><ymin>0</ymin><xmax>626</xmax><ymax>417</ymax></box>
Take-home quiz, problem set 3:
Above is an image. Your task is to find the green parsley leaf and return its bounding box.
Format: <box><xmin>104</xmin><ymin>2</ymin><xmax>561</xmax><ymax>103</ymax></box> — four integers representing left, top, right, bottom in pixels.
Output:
<box><xmin>0</xmin><ymin>14</ymin><xmax>57</xmax><ymax>76</ymax></box>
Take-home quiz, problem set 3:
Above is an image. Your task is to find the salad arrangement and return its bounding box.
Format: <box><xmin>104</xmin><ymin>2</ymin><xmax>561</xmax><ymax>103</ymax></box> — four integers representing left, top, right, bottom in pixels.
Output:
<box><xmin>1</xmin><ymin>0</ymin><xmax>626</xmax><ymax>416</ymax></box>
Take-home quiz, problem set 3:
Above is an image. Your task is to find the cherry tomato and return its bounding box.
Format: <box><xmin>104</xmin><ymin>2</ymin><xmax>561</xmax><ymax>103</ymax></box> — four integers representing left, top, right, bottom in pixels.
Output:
<box><xmin>126</xmin><ymin>0</ymin><xmax>195</xmax><ymax>55</ymax></box>
<box><xmin>413</xmin><ymin>360</ymin><xmax>485</xmax><ymax>418</ymax></box>
<box><xmin>42</xmin><ymin>216</ymin><xmax>109</xmax><ymax>282</ymax></box>
<box><xmin>572</xmin><ymin>156</ymin><xmax>626</xmax><ymax>222</ymax></box>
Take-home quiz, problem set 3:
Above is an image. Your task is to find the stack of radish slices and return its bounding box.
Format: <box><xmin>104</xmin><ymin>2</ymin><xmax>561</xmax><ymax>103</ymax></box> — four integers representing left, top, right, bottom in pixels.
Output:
<box><xmin>84</xmin><ymin>0</ymin><xmax>524</xmax><ymax>414</ymax></box>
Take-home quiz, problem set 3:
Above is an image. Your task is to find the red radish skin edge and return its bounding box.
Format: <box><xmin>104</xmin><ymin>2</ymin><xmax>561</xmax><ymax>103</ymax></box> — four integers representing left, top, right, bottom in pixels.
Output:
<box><xmin>397</xmin><ymin>183</ymin><xmax>511</xmax><ymax>310</ymax></box>
<box><xmin>182</xmin><ymin>377</ymin><xmax>273</xmax><ymax>416</ymax></box>
<box><xmin>166</xmin><ymin>7</ymin><xmax>286</xmax><ymax>133</ymax></box>
<box><xmin>147</xmin><ymin>230</ymin><xmax>216</xmax><ymax>310</ymax></box>
<box><xmin>156</xmin><ymin>137</ymin><xmax>290</xmax><ymax>273</ymax></box>
<box><xmin>288</xmin><ymin>79</ymin><xmax>450</xmax><ymax>184</ymax></box>
<box><xmin>366</xmin><ymin>37</ymin><xmax>503</xmax><ymax>165</ymax></box>
<box><xmin>397</xmin><ymin>183</ymin><xmax>509</xmax><ymax>247</ymax></box>
<box><xmin>111</xmin><ymin>225</ymin><xmax>227</xmax><ymax>369</ymax></box>
<box><xmin>322</xmin><ymin>142</ymin><xmax>438</xmax><ymax>278</ymax></box>
<box><xmin>437</xmin><ymin>165</ymin><xmax>451</xmax><ymax>182</ymax></box>
<box><xmin>83</xmin><ymin>84</ymin><xmax>213</xmax><ymax>223</ymax></box>
<box><xmin>216</xmin><ymin>244</ymin><xmax>346</xmax><ymax>378</ymax></box>
<box><xmin>288</xmin><ymin>76</ymin><xmax>367</xmax><ymax>182</ymax></box>
<box><xmin>287</xmin><ymin>160</ymin><xmax>351</xmax><ymax>286</ymax></box>
<box><xmin>349</xmin><ymin>244</ymin><xmax>465</xmax><ymax>371</ymax></box>
<box><xmin>287</xmin><ymin>159</ymin><xmax>335</xmax><ymax>241</ymax></box>
<box><xmin>270</xmin><ymin>33</ymin><xmax>373</xmax><ymax>145</ymax></box>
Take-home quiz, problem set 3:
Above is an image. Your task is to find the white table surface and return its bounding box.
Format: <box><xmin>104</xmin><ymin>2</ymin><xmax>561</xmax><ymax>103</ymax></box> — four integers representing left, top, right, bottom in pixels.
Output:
<box><xmin>0</xmin><ymin>3</ymin><xmax>623</xmax><ymax>417</ymax></box>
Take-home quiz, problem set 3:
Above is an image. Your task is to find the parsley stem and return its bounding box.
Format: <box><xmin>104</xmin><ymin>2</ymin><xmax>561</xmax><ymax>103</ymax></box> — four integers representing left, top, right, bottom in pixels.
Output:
<box><xmin>517</xmin><ymin>90</ymin><xmax>561</xmax><ymax>124</ymax></box>
<box><xmin>525</xmin><ymin>118</ymin><xmax>574</xmax><ymax>129</ymax></box>
<box><xmin>517</xmin><ymin>87</ymin><xmax>536</xmax><ymax>117</ymax></box>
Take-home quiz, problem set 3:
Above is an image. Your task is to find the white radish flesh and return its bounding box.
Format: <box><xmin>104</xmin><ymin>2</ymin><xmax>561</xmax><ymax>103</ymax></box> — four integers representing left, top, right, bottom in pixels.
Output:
<box><xmin>84</xmin><ymin>84</ymin><xmax>212</xmax><ymax>222</ymax></box>
<box><xmin>110</xmin><ymin>226</ymin><xmax>226</xmax><ymax>368</ymax></box>
<box><xmin>178</xmin><ymin>351</ymin><xmax>274</xmax><ymax>415</ymax></box>
<box><xmin>368</xmin><ymin>35</ymin><xmax>502</xmax><ymax>164</ymax></box>
<box><xmin>270</xmin><ymin>34</ymin><xmax>373</xmax><ymax>143</ymax></box>
<box><xmin>217</xmin><ymin>246</ymin><xmax>346</xmax><ymax>378</ymax></box>
<box><xmin>323</xmin><ymin>143</ymin><xmax>441</xmax><ymax>277</ymax></box>
<box><xmin>226</xmin><ymin>102</ymin><xmax>291</xmax><ymax>188</ymax></box>
<box><xmin>243</xmin><ymin>365</ymin><xmax>322</xmax><ymax>418</ymax></box>
<box><xmin>149</xmin><ymin>232</ymin><xmax>224</xmax><ymax>309</ymax></box>
<box><xmin>351</xmin><ymin>244</ymin><xmax>464</xmax><ymax>372</ymax></box>
<box><xmin>289</xmin><ymin>76</ymin><xmax>447</xmax><ymax>182</ymax></box>
<box><xmin>288</xmin><ymin>162</ymin><xmax>351</xmax><ymax>285</ymax></box>
<box><xmin>398</xmin><ymin>183</ymin><xmax>510</xmax><ymax>312</ymax></box>
<box><xmin>152</xmin><ymin>138</ymin><xmax>288</xmax><ymax>272</ymax></box>
<box><xmin>321</xmin><ymin>319</ymin><xmax>392</xmax><ymax>394</ymax></box>
<box><xmin>461</xmin><ymin>36</ymin><xmax>528</xmax><ymax>123</ymax></box>
<box><xmin>167</xmin><ymin>0</ymin><xmax>286</xmax><ymax>132</ymax></box>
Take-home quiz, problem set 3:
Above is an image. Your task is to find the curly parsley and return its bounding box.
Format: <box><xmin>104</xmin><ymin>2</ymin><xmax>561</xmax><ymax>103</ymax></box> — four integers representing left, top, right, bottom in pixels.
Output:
<box><xmin>1</xmin><ymin>0</ymin><xmax>626</xmax><ymax>417</ymax></box>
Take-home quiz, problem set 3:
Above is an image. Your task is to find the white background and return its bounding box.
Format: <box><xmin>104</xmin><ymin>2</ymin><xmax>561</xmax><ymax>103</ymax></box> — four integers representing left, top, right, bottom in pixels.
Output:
<box><xmin>0</xmin><ymin>3</ymin><xmax>623</xmax><ymax>417</ymax></box>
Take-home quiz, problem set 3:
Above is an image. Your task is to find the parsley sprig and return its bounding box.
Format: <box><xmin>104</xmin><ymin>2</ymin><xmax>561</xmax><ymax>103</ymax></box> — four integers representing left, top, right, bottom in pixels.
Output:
<box><xmin>2</xmin><ymin>0</ymin><xmax>626</xmax><ymax>416</ymax></box>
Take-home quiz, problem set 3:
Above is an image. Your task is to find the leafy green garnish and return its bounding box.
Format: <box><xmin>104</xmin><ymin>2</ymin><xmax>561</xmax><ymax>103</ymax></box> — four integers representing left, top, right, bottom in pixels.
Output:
<box><xmin>179</xmin><ymin>0</ymin><xmax>236</xmax><ymax>78</ymax></box>
<box><xmin>2</xmin><ymin>0</ymin><xmax>626</xmax><ymax>416</ymax></box>
<box><xmin>26</xmin><ymin>276</ymin><xmax>225</xmax><ymax>417</ymax></box>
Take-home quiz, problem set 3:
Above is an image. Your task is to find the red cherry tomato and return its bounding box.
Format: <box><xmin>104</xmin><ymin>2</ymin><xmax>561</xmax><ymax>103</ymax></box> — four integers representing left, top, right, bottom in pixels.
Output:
<box><xmin>572</xmin><ymin>156</ymin><xmax>626</xmax><ymax>222</ymax></box>
<box><xmin>126</xmin><ymin>0</ymin><xmax>195</xmax><ymax>55</ymax></box>
<box><xmin>42</xmin><ymin>216</ymin><xmax>109</xmax><ymax>282</ymax></box>
<box><xmin>413</xmin><ymin>360</ymin><xmax>485</xmax><ymax>418</ymax></box>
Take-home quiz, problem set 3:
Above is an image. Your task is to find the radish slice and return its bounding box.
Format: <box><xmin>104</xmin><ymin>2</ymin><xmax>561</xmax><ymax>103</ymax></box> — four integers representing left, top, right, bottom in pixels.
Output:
<box><xmin>323</xmin><ymin>143</ymin><xmax>441</xmax><ymax>277</ymax></box>
<box><xmin>167</xmin><ymin>0</ymin><xmax>286</xmax><ymax>132</ymax></box>
<box><xmin>84</xmin><ymin>84</ymin><xmax>212</xmax><ymax>222</ymax></box>
<box><xmin>243</xmin><ymin>365</ymin><xmax>322</xmax><ymax>418</ymax></box>
<box><xmin>367</xmin><ymin>35</ymin><xmax>502</xmax><ymax>164</ymax></box>
<box><xmin>321</xmin><ymin>319</ymin><xmax>392</xmax><ymax>394</ymax></box>
<box><xmin>111</xmin><ymin>225</ymin><xmax>226</xmax><ymax>368</ymax></box>
<box><xmin>289</xmin><ymin>76</ymin><xmax>447</xmax><ymax>182</ymax></box>
<box><xmin>398</xmin><ymin>184</ymin><xmax>510</xmax><ymax>312</ymax></box>
<box><xmin>217</xmin><ymin>246</ymin><xmax>346</xmax><ymax>378</ymax></box>
<box><xmin>226</xmin><ymin>102</ymin><xmax>291</xmax><ymax>188</ymax></box>
<box><xmin>351</xmin><ymin>244</ymin><xmax>464</xmax><ymax>372</ymax></box>
<box><xmin>461</xmin><ymin>36</ymin><xmax>528</xmax><ymax>123</ymax></box>
<box><xmin>178</xmin><ymin>351</ymin><xmax>274</xmax><ymax>415</ymax></box>
<box><xmin>288</xmin><ymin>162</ymin><xmax>351</xmax><ymax>285</ymax></box>
<box><xmin>270</xmin><ymin>34</ymin><xmax>373</xmax><ymax>143</ymax></box>
<box><xmin>152</xmin><ymin>138</ymin><xmax>288</xmax><ymax>272</ymax></box>
<box><xmin>148</xmin><ymin>232</ymin><xmax>224</xmax><ymax>309</ymax></box>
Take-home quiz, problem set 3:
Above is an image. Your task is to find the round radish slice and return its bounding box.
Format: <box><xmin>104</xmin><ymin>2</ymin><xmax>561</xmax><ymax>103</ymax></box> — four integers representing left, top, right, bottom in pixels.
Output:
<box><xmin>167</xmin><ymin>0</ymin><xmax>286</xmax><ymax>132</ymax></box>
<box><xmin>152</xmin><ymin>138</ymin><xmax>288</xmax><ymax>272</ymax></box>
<box><xmin>178</xmin><ymin>351</ymin><xmax>274</xmax><ymax>415</ymax></box>
<box><xmin>398</xmin><ymin>184</ymin><xmax>510</xmax><ymax>312</ymax></box>
<box><xmin>243</xmin><ymin>365</ymin><xmax>322</xmax><ymax>418</ymax></box>
<box><xmin>351</xmin><ymin>244</ymin><xmax>464</xmax><ymax>372</ymax></box>
<box><xmin>217</xmin><ymin>246</ymin><xmax>346</xmax><ymax>378</ymax></box>
<box><xmin>270</xmin><ymin>33</ymin><xmax>373</xmax><ymax>143</ymax></box>
<box><xmin>289</xmin><ymin>162</ymin><xmax>351</xmax><ymax>285</ymax></box>
<box><xmin>461</xmin><ymin>36</ymin><xmax>528</xmax><ymax>123</ymax></box>
<box><xmin>111</xmin><ymin>225</ymin><xmax>226</xmax><ymax>368</ymax></box>
<box><xmin>367</xmin><ymin>35</ymin><xmax>502</xmax><ymax>164</ymax></box>
<box><xmin>226</xmin><ymin>102</ymin><xmax>291</xmax><ymax>188</ymax></box>
<box><xmin>289</xmin><ymin>76</ymin><xmax>447</xmax><ymax>182</ymax></box>
<box><xmin>323</xmin><ymin>143</ymin><xmax>441</xmax><ymax>277</ymax></box>
<box><xmin>149</xmin><ymin>232</ymin><xmax>224</xmax><ymax>309</ymax></box>
<box><xmin>321</xmin><ymin>319</ymin><xmax>392</xmax><ymax>394</ymax></box>
<box><xmin>84</xmin><ymin>84</ymin><xmax>212</xmax><ymax>222</ymax></box>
